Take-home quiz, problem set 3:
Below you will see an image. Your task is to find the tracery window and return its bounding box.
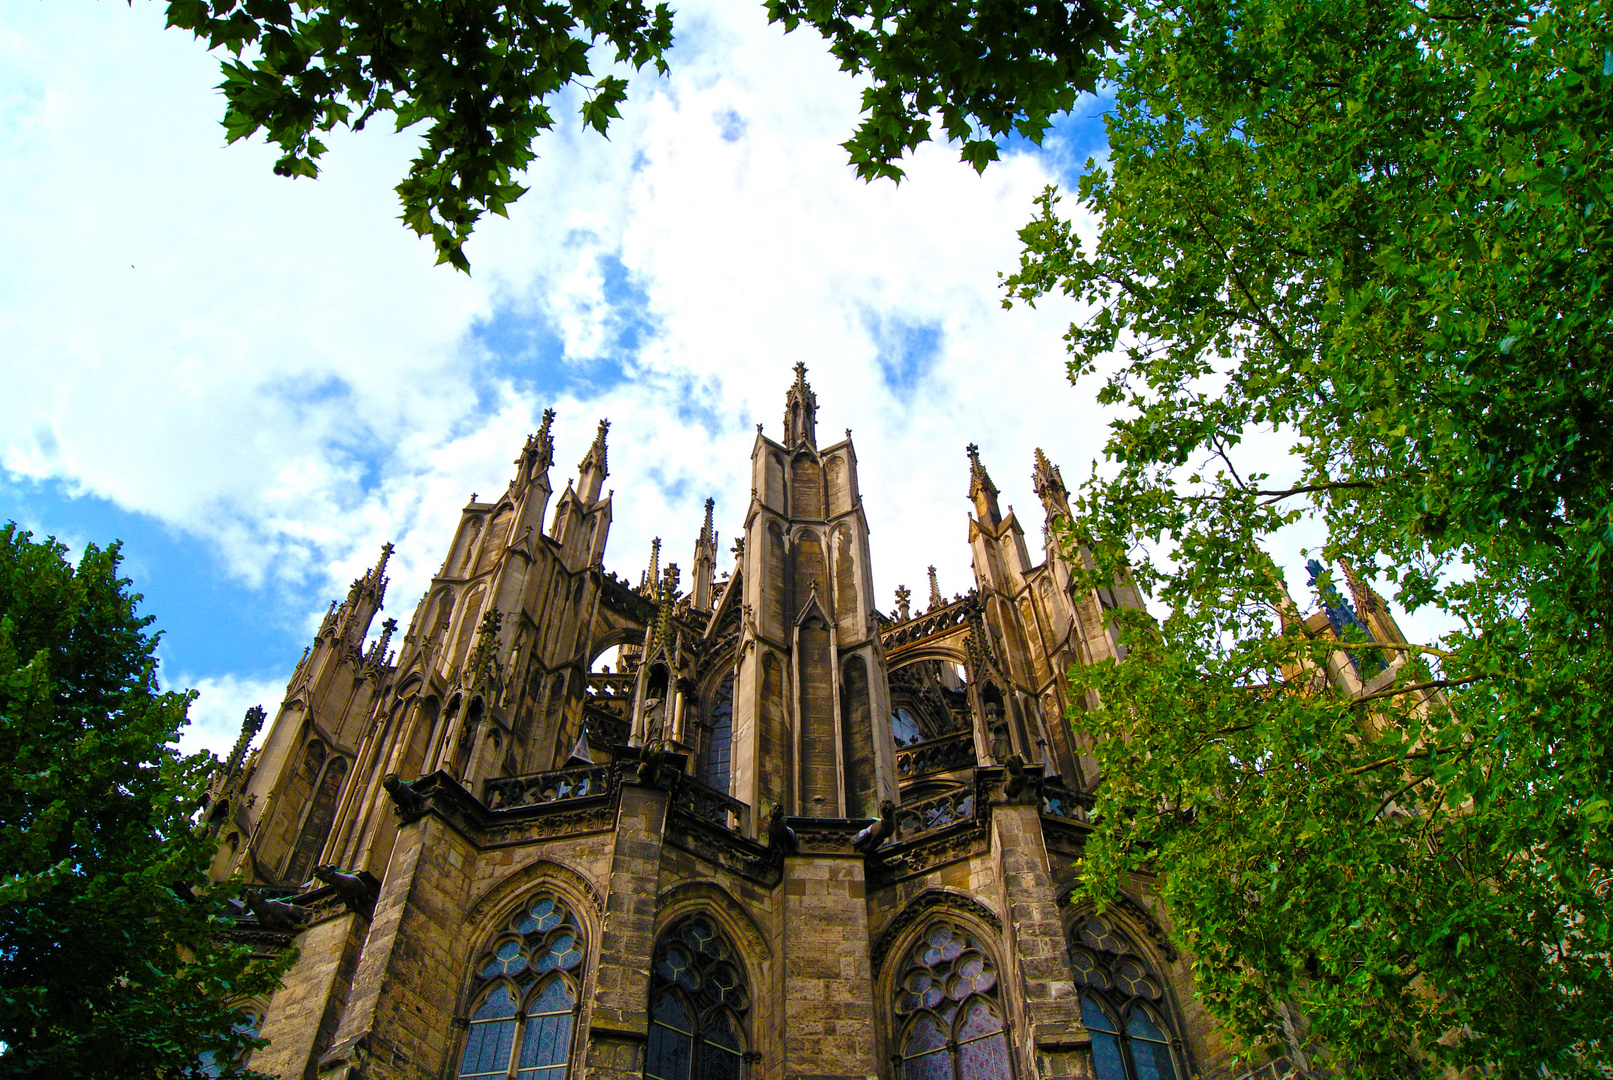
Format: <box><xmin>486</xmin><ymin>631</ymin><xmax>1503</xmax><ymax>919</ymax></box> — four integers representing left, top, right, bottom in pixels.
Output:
<box><xmin>894</xmin><ymin>921</ymin><xmax>1012</xmax><ymax>1080</ymax></box>
<box><xmin>457</xmin><ymin>893</ymin><xmax>586</xmax><ymax>1080</ymax></box>
<box><xmin>701</xmin><ymin>676</ymin><xmax>734</xmax><ymax>795</ymax></box>
<box><xmin>645</xmin><ymin>915</ymin><xmax>750</xmax><ymax>1080</ymax></box>
<box><xmin>891</xmin><ymin>707</ymin><xmax>924</xmax><ymax>748</ymax></box>
<box><xmin>1068</xmin><ymin>914</ymin><xmax>1179</xmax><ymax>1080</ymax></box>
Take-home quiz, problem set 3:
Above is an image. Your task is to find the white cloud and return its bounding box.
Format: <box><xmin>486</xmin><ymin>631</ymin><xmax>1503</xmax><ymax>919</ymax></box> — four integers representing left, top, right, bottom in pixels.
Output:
<box><xmin>3</xmin><ymin>0</ymin><xmax>1113</xmax><ymax>760</ymax></box>
<box><xmin>179</xmin><ymin>671</ymin><xmax>294</xmax><ymax>760</ymax></box>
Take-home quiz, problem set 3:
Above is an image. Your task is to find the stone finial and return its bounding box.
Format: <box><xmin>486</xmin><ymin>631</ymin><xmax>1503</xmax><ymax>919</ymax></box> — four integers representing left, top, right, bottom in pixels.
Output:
<box><xmin>579</xmin><ymin>418</ymin><xmax>610</xmax><ymax>476</ymax></box>
<box><xmin>894</xmin><ymin>585</ymin><xmax>912</xmax><ymax>622</ymax></box>
<box><xmin>966</xmin><ymin>443</ymin><xmax>1002</xmax><ymax>524</ymax></box>
<box><xmin>1032</xmin><ymin>447</ymin><xmax>1068</xmax><ymax>512</ymax></box>
<box><xmin>782</xmin><ymin>363</ymin><xmax>818</xmax><ymax>449</ymax></box>
<box><xmin>640</xmin><ymin>536</ymin><xmax>662</xmax><ymax>594</ymax></box>
<box><xmin>699</xmin><ymin>497</ymin><xmax>716</xmax><ymax>547</ymax></box>
<box><xmin>927</xmin><ymin>566</ymin><xmax>943</xmax><ymax>611</ymax></box>
<box><xmin>521</xmin><ymin>408</ymin><xmax>558</xmax><ymax>474</ymax></box>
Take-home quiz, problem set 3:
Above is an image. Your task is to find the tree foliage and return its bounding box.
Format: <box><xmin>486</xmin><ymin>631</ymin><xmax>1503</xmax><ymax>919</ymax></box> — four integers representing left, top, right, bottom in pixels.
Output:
<box><xmin>1005</xmin><ymin>0</ymin><xmax>1613</xmax><ymax>1074</ymax></box>
<box><xmin>160</xmin><ymin>0</ymin><xmax>1118</xmax><ymax>270</ymax></box>
<box><xmin>0</xmin><ymin>525</ymin><xmax>287</xmax><ymax>1079</ymax></box>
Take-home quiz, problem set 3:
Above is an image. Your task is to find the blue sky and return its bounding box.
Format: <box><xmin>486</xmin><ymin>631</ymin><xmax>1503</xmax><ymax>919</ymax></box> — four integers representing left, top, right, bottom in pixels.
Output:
<box><xmin>0</xmin><ymin>0</ymin><xmax>1127</xmax><ymax>756</ymax></box>
<box><xmin>3</xmin><ymin>2</ymin><xmax>1401</xmax><ymax>761</ymax></box>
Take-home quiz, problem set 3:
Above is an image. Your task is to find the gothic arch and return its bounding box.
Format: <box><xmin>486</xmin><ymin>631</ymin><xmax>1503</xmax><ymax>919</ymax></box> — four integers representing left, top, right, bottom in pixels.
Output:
<box><xmin>587</xmin><ymin>624</ymin><xmax>646</xmax><ymax>666</ymax></box>
<box><xmin>887</xmin><ymin>641</ymin><xmax>971</xmax><ymax>668</ymax></box>
<box><xmin>1054</xmin><ymin>889</ymin><xmax>1177</xmax><ymax>964</ymax></box>
<box><xmin>653</xmin><ymin>881</ymin><xmax>773</xmax><ymax>970</ymax></box>
<box><xmin>465</xmin><ymin>856</ymin><xmax>605</xmax><ymax>942</ymax></box>
<box><xmin>876</xmin><ymin>900</ymin><xmax>1014</xmax><ymax>1080</ymax></box>
<box><xmin>871</xmin><ymin>888</ymin><xmax>1004</xmax><ymax>978</ymax></box>
<box><xmin>1060</xmin><ymin>899</ymin><xmax>1188</xmax><ymax>1080</ymax></box>
<box><xmin>448</xmin><ymin>886</ymin><xmax>593</xmax><ymax>1080</ymax></box>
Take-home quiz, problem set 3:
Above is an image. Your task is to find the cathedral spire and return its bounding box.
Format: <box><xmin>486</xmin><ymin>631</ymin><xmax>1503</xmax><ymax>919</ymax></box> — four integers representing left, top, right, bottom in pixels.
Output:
<box><xmin>1032</xmin><ymin>447</ymin><xmax>1071</xmax><ymax>521</ymax></box>
<box><xmin>577</xmin><ymin>419</ymin><xmax>610</xmax><ymax>504</ymax></box>
<box><xmin>692</xmin><ymin>498</ymin><xmax>718</xmax><ymax>611</ymax></box>
<box><xmin>518</xmin><ymin>408</ymin><xmax>557</xmax><ymax>483</ymax></box>
<box><xmin>966</xmin><ymin>443</ymin><xmax>1002</xmax><ymax>524</ymax></box>
<box><xmin>783</xmin><ymin>363</ymin><xmax>818</xmax><ymax>449</ymax></box>
<box><xmin>927</xmin><ymin>565</ymin><xmax>944</xmax><ymax>611</ymax></box>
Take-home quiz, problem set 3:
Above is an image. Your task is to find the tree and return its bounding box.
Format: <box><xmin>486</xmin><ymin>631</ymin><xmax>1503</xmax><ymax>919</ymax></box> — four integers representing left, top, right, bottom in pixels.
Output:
<box><xmin>0</xmin><ymin>524</ymin><xmax>288</xmax><ymax>1079</ymax></box>
<box><xmin>159</xmin><ymin>0</ymin><xmax>1118</xmax><ymax>270</ymax></box>
<box><xmin>1004</xmin><ymin>0</ymin><xmax>1613</xmax><ymax>1074</ymax></box>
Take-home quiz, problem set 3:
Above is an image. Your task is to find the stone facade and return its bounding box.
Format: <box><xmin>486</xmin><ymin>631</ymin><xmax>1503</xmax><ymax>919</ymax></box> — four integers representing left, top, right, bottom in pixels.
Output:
<box><xmin>205</xmin><ymin>367</ymin><xmax>1331</xmax><ymax>1080</ymax></box>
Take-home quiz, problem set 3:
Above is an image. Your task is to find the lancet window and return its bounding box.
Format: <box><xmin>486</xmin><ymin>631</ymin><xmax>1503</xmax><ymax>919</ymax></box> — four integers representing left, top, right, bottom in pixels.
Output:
<box><xmin>1068</xmin><ymin>914</ymin><xmax>1180</xmax><ymax>1080</ymax></box>
<box><xmin>893</xmin><ymin>921</ymin><xmax>1012</xmax><ymax>1080</ymax></box>
<box><xmin>456</xmin><ymin>893</ymin><xmax>586</xmax><ymax>1080</ymax></box>
<box><xmin>700</xmin><ymin>676</ymin><xmax>734</xmax><ymax>795</ymax></box>
<box><xmin>645</xmin><ymin>915</ymin><xmax>750</xmax><ymax>1080</ymax></box>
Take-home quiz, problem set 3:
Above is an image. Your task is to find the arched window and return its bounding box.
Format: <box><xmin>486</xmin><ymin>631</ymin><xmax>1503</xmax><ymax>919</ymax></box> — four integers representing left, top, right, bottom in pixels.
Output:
<box><xmin>457</xmin><ymin>893</ymin><xmax>586</xmax><ymax>1080</ymax></box>
<box><xmin>894</xmin><ymin>921</ymin><xmax>1012</xmax><ymax>1080</ymax></box>
<box><xmin>1068</xmin><ymin>914</ymin><xmax>1180</xmax><ymax>1080</ymax></box>
<box><xmin>198</xmin><ymin>1004</ymin><xmax>263</xmax><ymax>1077</ymax></box>
<box><xmin>701</xmin><ymin>676</ymin><xmax>735</xmax><ymax>794</ymax></box>
<box><xmin>891</xmin><ymin>707</ymin><xmax>923</xmax><ymax>748</ymax></box>
<box><xmin>645</xmin><ymin>915</ymin><xmax>750</xmax><ymax>1080</ymax></box>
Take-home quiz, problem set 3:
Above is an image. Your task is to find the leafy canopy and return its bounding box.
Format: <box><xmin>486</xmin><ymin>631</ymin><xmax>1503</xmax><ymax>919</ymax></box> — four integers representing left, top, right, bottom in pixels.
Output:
<box><xmin>0</xmin><ymin>524</ymin><xmax>287</xmax><ymax>1079</ymax></box>
<box><xmin>163</xmin><ymin>0</ymin><xmax>1118</xmax><ymax>270</ymax></box>
<box><xmin>1006</xmin><ymin>0</ymin><xmax>1613</xmax><ymax>1074</ymax></box>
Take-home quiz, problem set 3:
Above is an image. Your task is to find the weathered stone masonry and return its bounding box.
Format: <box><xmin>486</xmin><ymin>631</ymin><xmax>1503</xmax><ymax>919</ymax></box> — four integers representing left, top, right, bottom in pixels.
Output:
<box><xmin>205</xmin><ymin>368</ymin><xmax>1269</xmax><ymax>1080</ymax></box>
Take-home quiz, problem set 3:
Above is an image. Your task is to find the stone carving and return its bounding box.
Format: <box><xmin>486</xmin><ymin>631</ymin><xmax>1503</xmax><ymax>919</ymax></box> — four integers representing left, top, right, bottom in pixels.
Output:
<box><xmin>382</xmin><ymin>773</ymin><xmax>430</xmax><ymax>822</ymax></box>
<box><xmin>852</xmin><ymin>800</ymin><xmax>896</xmax><ymax>855</ymax></box>
<box><xmin>313</xmin><ymin>866</ymin><xmax>381</xmax><ymax>919</ymax></box>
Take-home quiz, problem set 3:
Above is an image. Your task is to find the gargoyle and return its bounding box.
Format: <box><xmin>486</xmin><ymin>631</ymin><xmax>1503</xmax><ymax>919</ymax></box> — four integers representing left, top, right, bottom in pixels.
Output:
<box><xmin>765</xmin><ymin>803</ymin><xmax>798</xmax><ymax>853</ymax></box>
<box><xmin>248</xmin><ymin>894</ymin><xmax>309</xmax><ymax>933</ymax></box>
<box><xmin>852</xmin><ymin>800</ymin><xmax>897</xmax><ymax>855</ymax></box>
<box><xmin>382</xmin><ymin>774</ymin><xmax>430</xmax><ymax>820</ymax></box>
<box><xmin>314</xmin><ymin>865</ymin><xmax>381</xmax><ymax>917</ymax></box>
<box><xmin>636</xmin><ymin>741</ymin><xmax>670</xmax><ymax>788</ymax></box>
<box><xmin>1001</xmin><ymin>754</ymin><xmax>1042</xmax><ymax>803</ymax></box>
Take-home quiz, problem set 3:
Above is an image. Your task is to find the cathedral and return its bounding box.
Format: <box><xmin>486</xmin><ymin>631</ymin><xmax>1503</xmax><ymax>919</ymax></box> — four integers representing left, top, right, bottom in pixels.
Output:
<box><xmin>205</xmin><ymin>367</ymin><xmax>1405</xmax><ymax>1080</ymax></box>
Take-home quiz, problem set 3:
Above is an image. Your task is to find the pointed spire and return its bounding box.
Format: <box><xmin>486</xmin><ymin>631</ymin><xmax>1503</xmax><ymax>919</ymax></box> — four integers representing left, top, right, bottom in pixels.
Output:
<box><xmin>927</xmin><ymin>565</ymin><xmax>944</xmax><ymax>612</ymax></box>
<box><xmin>1032</xmin><ymin>448</ymin><xmax>1070</xmax><ymax>522</ymax></box>
<box><xmin>692</xmin><ymin>498</ymin><xmax>719</xmax><ymax>611</ymax></box>
<box><xmin>366</xmin><ymin>617</ymin><xmax>398</xmax><ymax>665</ymax></box>
<box><xmin>966</xmin><ymin>443</ymin><xmax>1003</xmax><ymax>524</ymax></box>
<box><xmin>640</xmin><ymin>536</ymin><xmax>663</xmax><ymax>595</ymax></box>
<box><xmin>519</xmin><ymin>408</ymin><xmax>558</xmax><ymax>479</ymax></box>
<box><xmin>224</xmin><ymin>705</ymin><xmax>267</xmax><ymax>777</ymax></box>
<box><xmin>783</xmin><ymin>363</ymin><xmax>818</xmax><ymax>449</ymax></box>
<box><xmin>577</xmin><ymin>418</ymin><xmax>610</xmax><ymax>503</ymax></box>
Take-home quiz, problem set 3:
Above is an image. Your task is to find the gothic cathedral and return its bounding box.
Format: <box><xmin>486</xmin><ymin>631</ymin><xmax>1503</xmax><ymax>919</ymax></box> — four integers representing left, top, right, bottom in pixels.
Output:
<box><xmin>207</xmin><ymin>368</ymin><xmax>1366</xmax><ymax>1080</ymax></box>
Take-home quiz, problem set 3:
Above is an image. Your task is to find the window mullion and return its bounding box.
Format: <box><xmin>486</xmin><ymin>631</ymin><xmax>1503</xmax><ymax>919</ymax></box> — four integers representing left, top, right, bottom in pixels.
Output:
<box><xmin>507</xmin><ymin>1015</ymin><xmax>526</xmax><ymax>1080</ymax></box>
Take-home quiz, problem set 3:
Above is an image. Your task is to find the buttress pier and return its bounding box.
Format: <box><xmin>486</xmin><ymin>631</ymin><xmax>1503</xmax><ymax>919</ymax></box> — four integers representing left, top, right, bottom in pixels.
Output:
<box><xmin>205</xmin><ymin>369</ymin><xmax>1251</xmax><ymax>1080</ymax></box>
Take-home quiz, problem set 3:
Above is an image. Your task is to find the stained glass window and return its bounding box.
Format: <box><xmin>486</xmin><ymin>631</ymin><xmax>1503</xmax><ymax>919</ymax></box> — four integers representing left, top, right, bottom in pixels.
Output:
<box><xmin>891</xmin><ymin>707</ymin><xmax>924</xmax><ymax>747</ymax></box>
<box><xmin>457</xmin><ymin>893</ymin><xmax>586</xmax><ymax>1080</ymax></box>
<box><xmin>1068</xmin><ymin>915</ymin><xmax>1179</xmax><ymax>1080</ymax></box>
<box><xmin>894</xmin><ymin>921</ymin><xmax>1012</xmax><ymax>1080</ymax></box>
<box><xmin>645</xmin><ymin>916</ymin><xmax>750</xmax><ymax>1080</ymax></box>
<box><xmin>703</xmin><ymin>677</ymin><xmax>735</xmax><ymax>795</ymax></box>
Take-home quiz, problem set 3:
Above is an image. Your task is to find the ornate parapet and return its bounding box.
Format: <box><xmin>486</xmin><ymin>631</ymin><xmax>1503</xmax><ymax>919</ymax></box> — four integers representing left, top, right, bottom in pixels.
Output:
<box><xmin>670</xmin><ymin>776</ymin><xmax>749</xmax><ymax>833</ymax></box>
<box><xmin>896</xmin><ymin>730</ymin><xmax>977</xmax><ymax>780</ymax></box>
<box><xmin>484</xmin><ymin>764</ymin><xmax>613</xmax><ymax>810</ymax></box>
